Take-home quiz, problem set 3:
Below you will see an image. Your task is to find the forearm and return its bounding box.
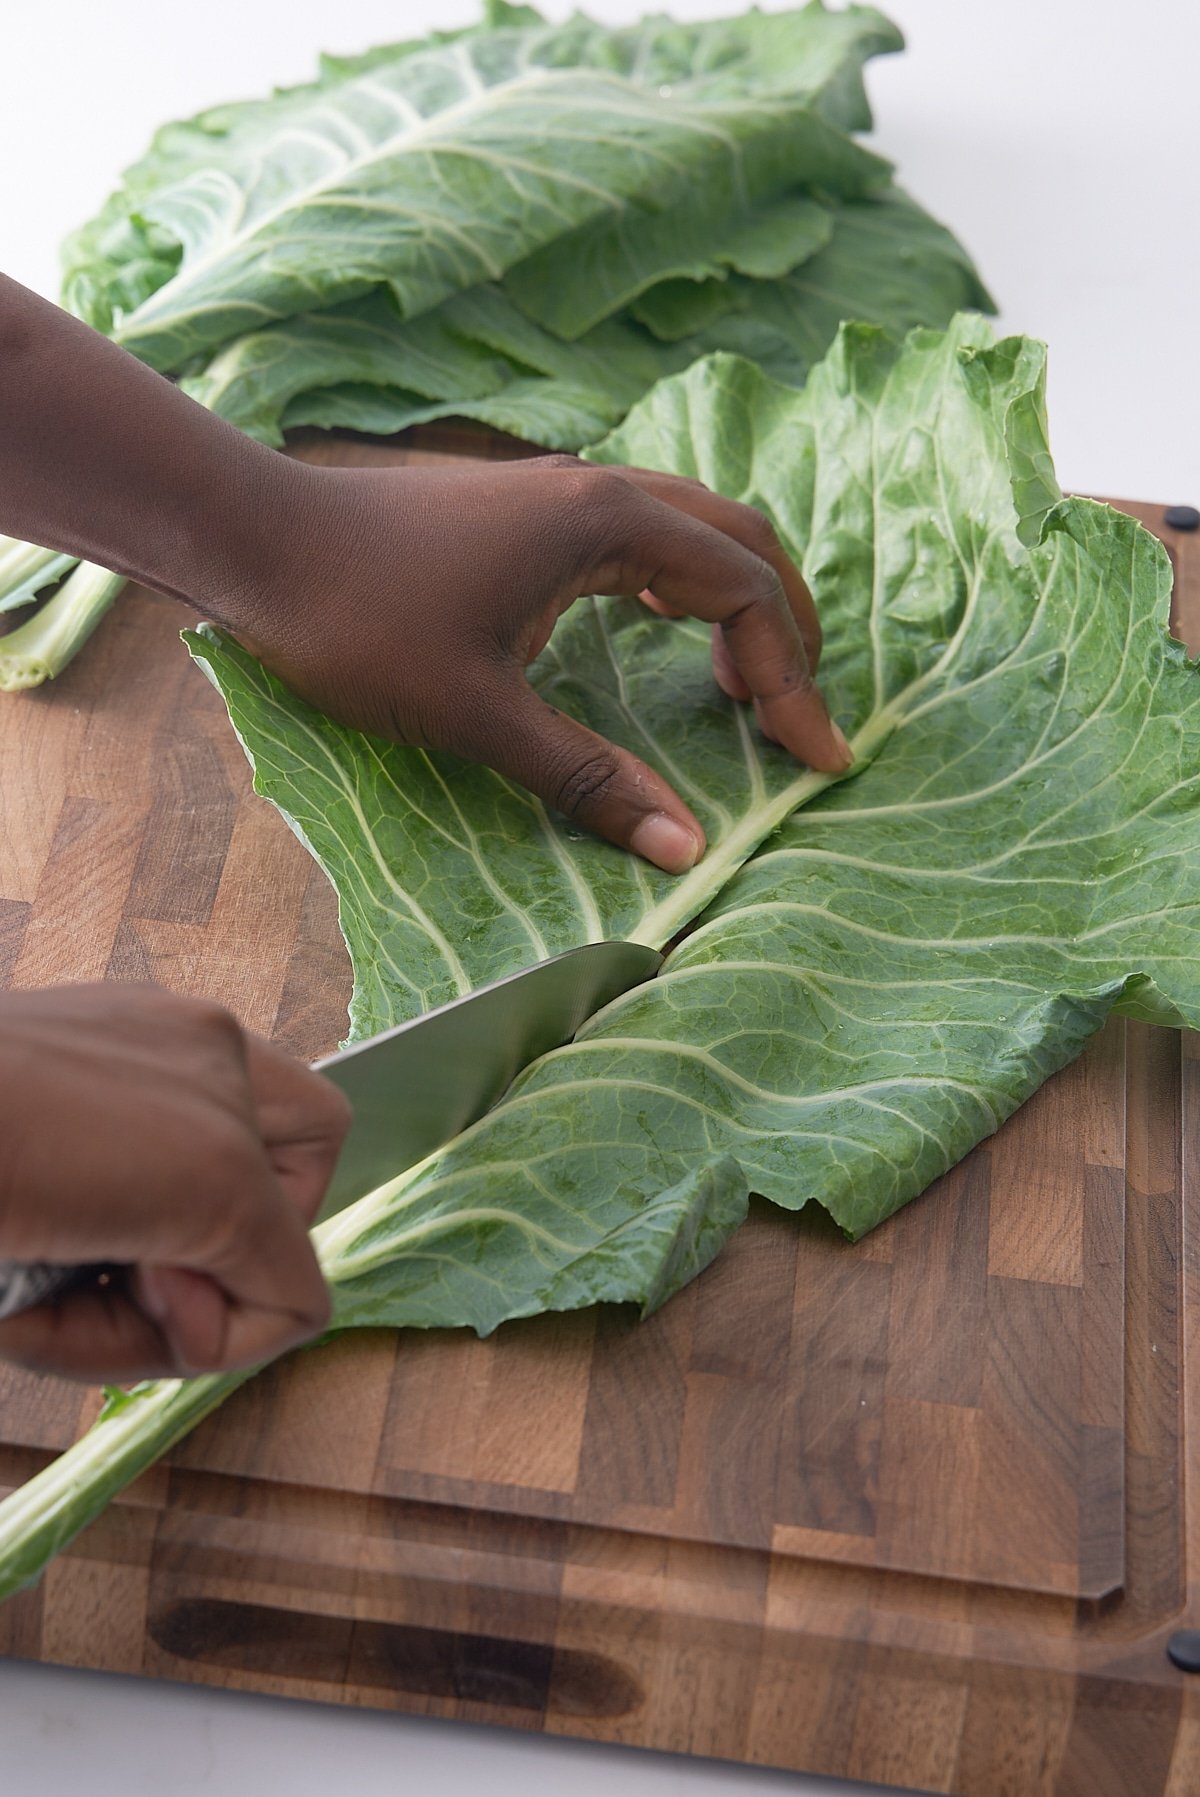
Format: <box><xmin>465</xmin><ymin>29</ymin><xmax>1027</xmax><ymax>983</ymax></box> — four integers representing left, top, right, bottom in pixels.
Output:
<box><xmin>0</xmin><ymin>272</ymin><xmax>307</xmax><ymax>618</ymax></box>
<box><xmin>0</xmin><ymin>272</ymin><xmax>847</xmax><ymax>866</ymax></box>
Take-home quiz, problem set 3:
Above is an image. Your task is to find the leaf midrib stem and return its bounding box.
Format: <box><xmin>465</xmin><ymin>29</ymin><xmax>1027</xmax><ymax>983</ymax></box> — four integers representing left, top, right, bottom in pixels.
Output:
<box><xmin>629</xmin><ymin>704</ymin><xmax>900</xmax><ymax>950</ymax></box>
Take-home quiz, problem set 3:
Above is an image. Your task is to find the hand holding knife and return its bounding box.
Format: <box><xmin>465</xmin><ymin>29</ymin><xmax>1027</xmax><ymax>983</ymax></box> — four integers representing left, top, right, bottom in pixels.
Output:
<box><xmin>0</xmin><ymin>943</ymin><xmax>661</xmax><ymax>1331</ymax></box>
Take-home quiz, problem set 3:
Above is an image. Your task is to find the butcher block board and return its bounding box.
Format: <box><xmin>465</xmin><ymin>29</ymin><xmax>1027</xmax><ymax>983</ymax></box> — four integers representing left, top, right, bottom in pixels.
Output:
<box><xmin>0</xmin><ymin>428</ymin><xmax>1198</xmax><ymax>1797</ymax></box>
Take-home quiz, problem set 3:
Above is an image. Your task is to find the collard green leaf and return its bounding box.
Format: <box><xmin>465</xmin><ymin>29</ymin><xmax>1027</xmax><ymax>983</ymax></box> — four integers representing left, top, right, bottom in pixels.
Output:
<box><xmin>67</xmin><ymin>4</ymin><xmax>895</xmax><ymax>371</ymax></box>
<box><xmin>182</xmin><ymin>285</ymin><xmax>678</xmax><ymax>448</ymax></box>
<box><xmin>320</xmin><ymin>1</ymin><xmax>898</xmax><ymax>136</ymax></box>
<box><xmin>666</xmin><ymin>193</ymin><xmax>836</xmax><ymax>286</ymax></box>
<box><xmin>274</xmin><ymin>361</ymin><xmax>651</xmax><ymax>453</ymax></box>
<box><xmin>629</xmin><ymin>195</ymin><xmax>834</xmax><ymax>342</ymax></box>
<box><xmin>277</xmin><ymin>375</ymin><xmax>626</xmax><ymax>453</ymax></box>
<box><xmin>499</xmin><ymin>171</ymin><xmax>841</xmax><ymax>343</ymax></box>
<box><xmin>180</xmin><ymin>291</ymin><xmax>518</xmax><ymax>444</ymax></box>
<box><xmin>317</xmin><ymin>1150</ymin><xmax>749</xmax><ymax>1335</ymax></box>
<box><xmin>675</xmin><ymin>185</ymin><xmax>997</xmax><ymax>369</ymax></box>
<box><xmin>183</xmin><ymin>187</ymin><xmax>990</xmax><ymax>454</ymax></box>
<box><xmin>190</xmin><ymin>315</ymin><xmax>1200</xmax><ymax>1340</ymax></box>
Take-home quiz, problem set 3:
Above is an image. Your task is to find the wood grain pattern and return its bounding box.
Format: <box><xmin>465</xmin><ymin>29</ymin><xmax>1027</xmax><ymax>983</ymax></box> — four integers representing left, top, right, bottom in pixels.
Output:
<box><xmin>0</xmin><ymin>440</ymin><xmax>1197</xmax><ymax>1795</ymax></box>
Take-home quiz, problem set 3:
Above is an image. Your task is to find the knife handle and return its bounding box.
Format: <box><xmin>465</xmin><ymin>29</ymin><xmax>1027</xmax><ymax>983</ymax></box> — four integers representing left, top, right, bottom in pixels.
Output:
<box><xmin>0</xmin><ymin>1259</ymin><xmax>109</xmax><ymax>1321</ymax></box>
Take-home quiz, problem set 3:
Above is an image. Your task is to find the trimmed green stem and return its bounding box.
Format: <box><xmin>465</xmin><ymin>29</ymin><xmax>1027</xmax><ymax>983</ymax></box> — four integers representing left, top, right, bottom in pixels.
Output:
<box><xmin>0</xmin><ymin>539</ymin><xmax>79</xmax><ymax>614</ymax></box>
<box><xmin>628</xmin><ymin>705</ymin><xmax>902</xmax><ymax>951</ymax></box>
<box><xmin>0</xmin><ymin>1216</ymin><xmax>386</xmax><ymax>1596</ymax></box>
<box><xmin>0</xmin><ymin>562</ymin><xmax>126</xmax><ymax>690</ymax></box>
<box><xmin>0</xmin><ymin>1369</ymin><xmax>246</xmax><ymax>1596</ymax></box>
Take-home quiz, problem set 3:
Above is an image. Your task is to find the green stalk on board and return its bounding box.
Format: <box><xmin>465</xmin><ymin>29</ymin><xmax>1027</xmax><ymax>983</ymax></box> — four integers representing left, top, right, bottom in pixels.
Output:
<box><xmin>0</xmin><ymin>539</ymin><xmax>78</xmax><ymax>614</ymax></box>
<box><xmin>0</xmin><ymin>563</ymin><xmax>124</xmax><ymax>691</ymax></box>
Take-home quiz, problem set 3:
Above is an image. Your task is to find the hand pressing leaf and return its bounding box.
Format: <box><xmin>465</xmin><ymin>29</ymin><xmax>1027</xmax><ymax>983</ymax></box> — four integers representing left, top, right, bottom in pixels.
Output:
<box><xmin>479</xmin><ymin>330</ymin><xmax>1190</xmax><ymax>1253</ymax></box>
<box><xmin>200</xmin><ymin>317</ymin><xmax>1195</xmax><ymax>1338</ymax></box>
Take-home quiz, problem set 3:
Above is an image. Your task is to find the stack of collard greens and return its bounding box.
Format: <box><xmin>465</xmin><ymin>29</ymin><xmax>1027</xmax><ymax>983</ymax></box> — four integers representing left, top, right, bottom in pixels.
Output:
<box><xmin>0</xmin><ymin>0</ymin><xmax>991</xmax><ymax>686</ymax></box>
<box><xmin>1</xmin><ymin>314</ymin><xmax>1196</xmax><ymax>1595</ymax></box>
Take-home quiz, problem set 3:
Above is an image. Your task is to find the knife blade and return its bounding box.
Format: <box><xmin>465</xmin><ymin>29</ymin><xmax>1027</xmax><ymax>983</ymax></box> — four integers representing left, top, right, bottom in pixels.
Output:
<box><xmin>311</xmin><ymin>939</ymin><xmax>662</xmax><ymax>1224</ymax></box>
<box><xmin>0</xmin><ymin>940</ymin><xmax>662</xmax><ymax>1320</ymax></box>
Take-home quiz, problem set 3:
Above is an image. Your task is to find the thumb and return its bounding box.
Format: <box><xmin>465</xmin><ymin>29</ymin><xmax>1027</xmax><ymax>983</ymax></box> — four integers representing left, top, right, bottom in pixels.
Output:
<box><xmin>475</xmin><ymin>678</ymin><xmax>706</xmax><ymax>873</ymax></box>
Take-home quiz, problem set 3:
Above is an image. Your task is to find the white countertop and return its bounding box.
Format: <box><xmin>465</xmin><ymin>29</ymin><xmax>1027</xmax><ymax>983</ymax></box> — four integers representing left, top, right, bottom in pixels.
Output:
<box><xmin>1</xmin><ymin>2</ymin><xmax>1196</xmax><ymax>1792</ymax></box>
<box><xmin>0</xmin><ymin>1659</ymin><xmax>918</xmax><ymax>1797</ymax></box>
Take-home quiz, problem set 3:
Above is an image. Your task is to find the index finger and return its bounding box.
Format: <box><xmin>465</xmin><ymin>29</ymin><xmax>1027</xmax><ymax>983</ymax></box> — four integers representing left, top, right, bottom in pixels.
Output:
<box><xmin>589</xmin><ymin>476</ymin><xmax>851</xmax><ymax>774</ymax></box>
<box><xmin>241</xmin><ymin>1033</ymin><xmax>353</xmax><ymax>1226</ymax></box>
<box><xmin>614</xmin><ymin>465</ymin><xmax>823</xmax><ymax>673</ymax></box>
<box><xmin>0</xmin><ymin>1279</ymin><xmax>174</xmax><ymax>1384</ymax></box>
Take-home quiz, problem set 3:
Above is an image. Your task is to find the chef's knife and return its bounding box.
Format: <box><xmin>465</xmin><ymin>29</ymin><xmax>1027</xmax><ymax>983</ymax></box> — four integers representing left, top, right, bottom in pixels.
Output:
<box><xmin>0</xmin><ymin>940</ymin><xmax>662</xmax><ymax>1321</ymax></box>
<box><xmin>310</xmin><ymin>938</ymin><xmax>660</xmax><ymax>1224</ymax></box>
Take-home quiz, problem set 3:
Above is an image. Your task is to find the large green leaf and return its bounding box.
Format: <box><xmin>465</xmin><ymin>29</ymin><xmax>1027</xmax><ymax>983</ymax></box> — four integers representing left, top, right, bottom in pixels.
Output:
<box><xmin>183</xmin><ymin>187</ymin><xmax>990</xmax><ymax>453</ymax></box>
<box><xmin>627</xmin><ymin>195</ymin><xmax>835</xmax><ymax>342</ymax></box>
<box><xmin>181</xmin><ymin>284</ymin><xmax>680</xmax><ymax>448</ymax></box>
<box><xmin>276</xmin><ymin>374</ymin><xmax>629</xmax><ymax>453</ymax></box>
<box><xmin>317</xmin><ymin>0</ymin><xmax>896</xmax><ymax>136</ymax></box>
<box><xmin>639</xmin><ymin>185</ymin><xmax>995</xmax><ymax>357</ymax></box>
<box><xmin>190</xmin><ymin>315</ymin><xmax>1199</xmax><ymax>1324</ymax></box>
<box><xmin>497</xmin><ymin>168</ymin><xmax>836</xmax><ymax>344</ymax></box>
<box><xmin>65</xmin><ymin>3</ymin><xmax>896</xmax><ymax>371</ymax></box>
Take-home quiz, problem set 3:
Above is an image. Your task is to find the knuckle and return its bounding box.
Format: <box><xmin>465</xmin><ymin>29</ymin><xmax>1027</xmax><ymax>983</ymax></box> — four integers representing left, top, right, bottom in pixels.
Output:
<box><xmin>740</xmin><ymin>507</ymin><xmax>783</xmax><ymax>558</ymax></box>
<box><xmin>774</xmin><ymin>662</ymin><xmax>816</xmax><ymax>697</ymax></box>
<box><xmin>554</xmin><ymin>465</ymin><xmax>635</xmax><ymax>528</ymax></box>
<box><xmin>580</xmin><ymin>466</ymin><xmax>636</xmax><ymax>511</ymax></box>
<box><xmin>173</xmin><ymin>1340</ymin><xmax>226</xmax><ymax>1378</ymax></box>
<box><xmin>546</xmin><ymin>466</ymin><xmax>649</xmax><ymax>583</ymax></box>
<box><xmin>117</xmin><ymin>980</ymin><xmax>172</xmax><ymax>1008</ymax></box>
<box><xmin>751</xmin><ymin>555</ymin><xmax>788</xmax><ymax>604</ymax></box>
<box><xmin>195</xmin><ymin>1124</ymin><xmax>263</xmax><ymax>1223</ymax></box>
<box><xmin>552</xmin><ymin>751</ymin><xmax>624</xmax><ymax>822</ymax></box>
<box><xmin>186</xmin><ymin>997</ymin><xmax>245</xmax><ymax>1050</ymax></box>
<box><xmin>727</xmin><ymin>557</ymin><xmax>788</xmax><ymax>624</ymax></box>
<box><xmin>303</xmin><ymin>1280</ymin><xmax>334</xmax><ymax>1335</ymax></box>
<box><xmin>533</xmin><ymin>451</ymin><xmax>584</xmax><ymax>473</ymax></box>
<box><xmin>118</xmin><ymin>982</ymin><xmax>197</xmax><ymax>1031</ymax></box>
<box><xmin>313</xmin><ymin>1074</ymin><xmax>353</xmax><ymax>1145</ymax></box>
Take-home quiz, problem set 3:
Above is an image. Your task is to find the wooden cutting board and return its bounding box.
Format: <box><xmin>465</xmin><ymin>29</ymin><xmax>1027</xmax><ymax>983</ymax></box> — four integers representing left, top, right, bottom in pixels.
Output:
<box><xmin>0</xmin><ymin>429</ymin><xmax>1198</xmax><ymax>1797</ymax></box>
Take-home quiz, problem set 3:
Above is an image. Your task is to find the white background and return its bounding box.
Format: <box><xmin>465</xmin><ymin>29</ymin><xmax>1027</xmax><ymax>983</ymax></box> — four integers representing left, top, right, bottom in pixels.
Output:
<box><xmin>5</xmin><ymin>0</ymin><xmax>1199</xmax><ymax>503</ymax></box>
<box><xmin>1</xmin><ymin>2</ymin><xmax>1196</xmax><ymax>1793</ymax></box>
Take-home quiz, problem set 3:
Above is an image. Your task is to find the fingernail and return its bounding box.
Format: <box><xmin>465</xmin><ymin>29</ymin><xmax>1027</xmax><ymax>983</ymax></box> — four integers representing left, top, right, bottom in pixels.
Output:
<box><xmin>831</xmin><ymin>722</ymin><xmax>854</xmax><ymax>768</ymax></box>
<box><xmin>631</xmin><ymin>813</ymin><xmax>702</xmax><ymax>874</ymax></box>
